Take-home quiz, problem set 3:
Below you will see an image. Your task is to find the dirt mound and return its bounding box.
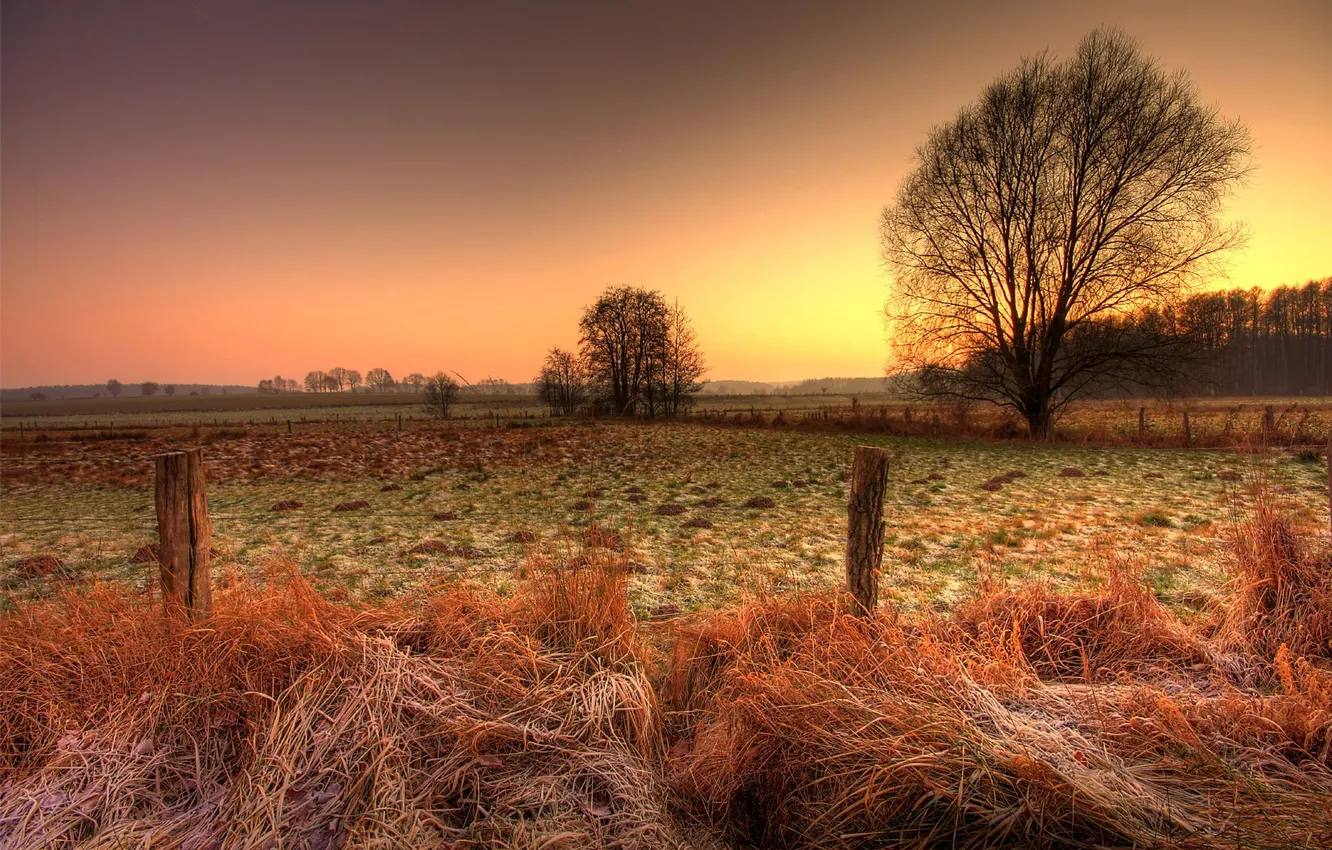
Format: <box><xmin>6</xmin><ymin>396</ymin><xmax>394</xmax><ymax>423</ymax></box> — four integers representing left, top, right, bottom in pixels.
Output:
<box><xmin>129</xmin><ymin>544</ymin><xmax>160</xmax><ymax>564</ymax></box>
<box><xmin>379</xmin><ymin>483</ymin><xmax>402</xmax><ymax>492</ymax></box>
<box><xmin>654</xmin><ymin>503</ymin><xmax>687</xmax><ymax>516</ymax></box>
<box><xmin>981</xmin><ymin>469</ymin><xmax>1027</xmax><ymax>491</ymax></box>
<box><xmin>406</xmin><ymin>541</ymin><xmax>483</xmax><ymax>558</ymax></box>
<box><xmin>697</xmin><ymin>497</ymin><xmax>724</xmax><ymax>508</ymax></box>
<box><xmin>431</xmin><ymin>511</ymin><xmax>458</xmax><ymax>521</ymax></box>
<box><xmin>682</xmin><ymin>517</ymin><xmax>713</xmax><ymax>530</ymax></box>
<box><xmin>270</xmin><ymin>500</ymin><xmax>302</xmax><ymax>511</ymax></box>
<box><xmin>743</xmin><ymin>496</ymin><xmax>776</xmax><ymax>509</ymax></box>
<box><xmin>15</xmin><ymin>555</ymin><xmax>70</xmax><ymax>579</ymax></box>
<box><xmin>1057</xmin><ymin>466</ymin><xmax>1085</xmax><ymax>477</ymax></box>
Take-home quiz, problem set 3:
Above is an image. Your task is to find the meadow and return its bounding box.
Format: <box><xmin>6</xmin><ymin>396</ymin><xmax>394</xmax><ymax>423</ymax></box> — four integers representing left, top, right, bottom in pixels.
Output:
<box><xmin>3</xmin><ymin>406</ymin><xmax>1332</xmax><ymax>849</ymax></box>
<box><xmin>2</xmin><ymin>415</ymin><xmax>1327</xmax><ymax>615</ymax></box>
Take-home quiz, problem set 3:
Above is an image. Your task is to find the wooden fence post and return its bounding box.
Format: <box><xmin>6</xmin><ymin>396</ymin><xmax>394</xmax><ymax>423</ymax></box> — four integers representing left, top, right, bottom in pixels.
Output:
<box><xmin>287</xmin><ymin>419</ymin><xmax>292</xmax><ymax>434</ymax></box>
<box><xmin>154</xmin><ymin>448</ymin><xmax>212</xmax><ymax>620</ymax></box>
<box><xmin>1182</xmin><ymin>411</ymin><xmax>1191</xmax><ymax>446</ymax></box>
<box><xmin>846</xmin><ymin>445</ymin><xmax>891</xmax><ymax>617</ymax></box>
<box><xmin>1263</xmin><ymin>405</ymin><xmax>1275</xmax><ymax>441</ymax></box>
<box><xmin>1138</xmin><ymin>407</ymin><xmax>1146</xmax><ymax>440</ymax></box>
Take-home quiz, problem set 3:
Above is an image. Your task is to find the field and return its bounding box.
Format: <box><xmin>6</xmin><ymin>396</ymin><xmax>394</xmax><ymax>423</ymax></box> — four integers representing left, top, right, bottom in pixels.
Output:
<box><xmin>4</xmin><ymin>408</ymin><xmax>1332</xmax><ymax>848</ymax></box>
<box><xmin>1</xmin><ymin>413</ymin><xmax>1328</xmax><ymax>614</ymax></box>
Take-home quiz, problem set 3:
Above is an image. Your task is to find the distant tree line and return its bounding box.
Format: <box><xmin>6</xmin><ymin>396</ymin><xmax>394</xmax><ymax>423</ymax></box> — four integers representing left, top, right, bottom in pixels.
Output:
<box><xmin>535</xmin><ymin>285</ymin><xmax>706</xmax><ymax>417</ymax></box>
<box><xmin>1140</xmin><ymin>279</ymin><xmax>1332</xmax><ymax>396</ymax></box>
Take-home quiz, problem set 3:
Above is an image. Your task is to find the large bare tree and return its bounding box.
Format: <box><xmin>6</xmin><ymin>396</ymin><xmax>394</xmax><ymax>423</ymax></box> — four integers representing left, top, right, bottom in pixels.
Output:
<box><xmin>881</xmin><ymin>29</ymin><xmax>1250</xmax><ymax>438</ymax></box>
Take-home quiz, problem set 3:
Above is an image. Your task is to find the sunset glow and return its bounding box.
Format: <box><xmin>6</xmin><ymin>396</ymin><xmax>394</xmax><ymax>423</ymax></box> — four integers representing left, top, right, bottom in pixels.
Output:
<box><xmin>3</xmin><ymin>0</ymin><xmax>1329</xmax><ymax>387</ymax></box>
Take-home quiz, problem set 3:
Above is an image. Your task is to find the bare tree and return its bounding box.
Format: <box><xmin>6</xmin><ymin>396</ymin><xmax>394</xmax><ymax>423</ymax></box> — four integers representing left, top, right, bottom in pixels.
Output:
<box><xmin>141</xmin><ymin>381</ymin><xmax>160</xmax><ymax>397</ymax></box>
<box><xmin>880</xmin><ymin>29</ymin><xmax>1250</xmax><ymax>438</ymax></box>
<box><xmin>658</xmin><ymin>298</ymin><xmax>707</xmax><ymax>416</ymax></box>
<box><xmin>346</xmin><ymin>369</ymin><xmax>363</xmax><ymax>392</ymax></box>
<box><xmin>106</xmin><ymin>379</ymin><xmax>123</xmax><ymax>398</ymax></box>
<box><xmin>322</xmin><ymin>374</ymin><xmax>340</xmax><ymax>393</ymax></box>
<box><xmin>365</xmin><ymin>368</ymin><xmax>395</xmax><ymax>392</ymax></box>
<box><xmin>579</xmin><ymin>286</ymin><xmax>669</xmax><ymax>415</ymax></box>
<box><xmin>327</xmin><ymin>367</ymin><xmax>350</xmax><ymax>392</ymax></box>
<box><xmin>303</xmin><ymin>370</ymin><xmax>326</xmax><ymax>393</ymax></box>
<box><xmin>536</xmin><ymin>347</ymin><xmax>588</xmax><ymax>416</ymax></box>
<box><xmin>422</xmin><ymin>372</ymin><xmax>460</xmax><ymax>418</ymax></box>
<box><xmin>402</xmin><ymin>373</ymin><xmax>425</xmax><ymax>393</ymax></box>
<box><xmin>164</xmin><ymin>384</ymin><xmax>176</xmax><ymax>396</ymax></box>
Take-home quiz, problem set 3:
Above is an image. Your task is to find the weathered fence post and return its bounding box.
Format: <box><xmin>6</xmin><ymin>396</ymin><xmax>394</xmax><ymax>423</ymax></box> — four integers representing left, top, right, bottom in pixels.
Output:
<box><xmin>1263</xmin><ymin>405</ymin><xmax>1275</xmax><ymax>441</ymax></box>
<box><xmin>1182</xmin><ymin>411</ymin><xmax>1191</xmax><ymax>446</ymax></box>
<box><xmin>154</xmin><ymin>448</ymin><xmax>212</xmax><ymax>620</ymax></box>
<box><xmin>287</xmin><ymin>419</ymin><xmax>292</xmax><ymax>434</ymax></box>
<box><xmin>397</xmin><ymin>413</ymin><xmax>402</xmax><ymax>431</ymax></box>
<box><xmin>846</xmin><ymin>445</ymin><xmax>891</xmax><ymax>617</ymax></box>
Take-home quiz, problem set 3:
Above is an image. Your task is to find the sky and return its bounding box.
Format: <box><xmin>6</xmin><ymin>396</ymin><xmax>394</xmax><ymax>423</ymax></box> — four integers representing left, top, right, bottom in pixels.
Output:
<box><xmin>3</xmin><ymin>0</ymin><xmax>1330</xmax><ymax>388</ymax></box>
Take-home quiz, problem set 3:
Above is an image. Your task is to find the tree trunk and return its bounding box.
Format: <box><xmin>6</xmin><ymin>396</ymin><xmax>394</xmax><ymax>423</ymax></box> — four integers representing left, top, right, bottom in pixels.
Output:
<box><xmin>846</xmin><ymin>446</ymin><xmax>891</xmax><ymax>617</ymax></box>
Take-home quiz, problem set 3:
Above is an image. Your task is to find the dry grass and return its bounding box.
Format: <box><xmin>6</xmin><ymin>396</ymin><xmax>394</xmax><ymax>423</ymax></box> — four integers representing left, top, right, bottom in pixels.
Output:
<box><xmin>4</xmin><ymin>492</ymin><xmax>1332</xmax><ymax>848</ymax></box>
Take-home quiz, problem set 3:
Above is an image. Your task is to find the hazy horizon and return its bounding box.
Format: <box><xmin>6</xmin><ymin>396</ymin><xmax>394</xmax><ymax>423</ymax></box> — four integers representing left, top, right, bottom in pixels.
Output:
<box><xmin>4</xmin><ymin>0</ymin><xmax>1330</xmax><ymax>387</ymax></box>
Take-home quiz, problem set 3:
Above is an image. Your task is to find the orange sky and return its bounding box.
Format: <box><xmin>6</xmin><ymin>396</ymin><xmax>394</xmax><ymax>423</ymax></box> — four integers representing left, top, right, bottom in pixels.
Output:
<box><xmin>3</xmin><ymin>0</ymin><xmax>1330</xmax><ymax>388</ymax></box>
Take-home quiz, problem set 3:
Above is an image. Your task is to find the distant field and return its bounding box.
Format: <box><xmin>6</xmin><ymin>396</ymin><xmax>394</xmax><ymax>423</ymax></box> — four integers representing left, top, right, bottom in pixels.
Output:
<box><xmin>0</xmin><ymin>390</ymin><xmax>904</xmax><ymax>428</ymax></box>
<box><xmin>5</xmin><ymin>391</ymin><xmax>1329</xmax><ymax>449</ymax></box>
<box><xmin>3</xmin><ymin>418</ymin><xmax>1327</xmax><ymax>615</ymax></box>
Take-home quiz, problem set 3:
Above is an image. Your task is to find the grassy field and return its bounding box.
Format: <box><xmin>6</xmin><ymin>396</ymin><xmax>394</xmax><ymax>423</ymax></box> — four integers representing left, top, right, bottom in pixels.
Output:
<box><xmin>5</xmin><ymin>414</ymin><xmax>1332</xmax><ymax>848</ymax></box>
<box><xmin>3</xmin><ymin>418</ymin><xmax>1327</xmax><ymax>615</ymax></box>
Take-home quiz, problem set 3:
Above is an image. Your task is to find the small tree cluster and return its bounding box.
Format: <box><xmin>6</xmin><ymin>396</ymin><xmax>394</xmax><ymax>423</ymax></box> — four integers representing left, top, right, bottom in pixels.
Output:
<box><xmin>292</xmin><ymin>367</ymin><xmax>419</xmax><ymax>393</ymax></box>
<box><xmin>573</xmin><ymin>286</ymin><xmax>706</xmax><ymax>417</ymax></box>
<box><xmin>421</xmin><ymin>372</ymin><xmax>460</xmax><ymax>418</ymax></box>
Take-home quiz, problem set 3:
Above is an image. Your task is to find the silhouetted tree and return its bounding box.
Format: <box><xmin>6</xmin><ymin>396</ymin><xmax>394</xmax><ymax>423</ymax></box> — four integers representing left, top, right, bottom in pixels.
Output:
<box><xmin>402</xmin><ymin>373</ymin><xmax>426</xmax><ymax>393</ymax></box>
<box><xmin>346</xmin><ymin>369</ymin><xmax>363</xmax><ymax>392</ymax></box>
<box><xmin>881</xmin><ymin>29</ymin><xmax>1250</xmax><ymax>438</ymax></box>
<box><xmin>326</xmin><ymin>367</ymin><xmax>349</xmax><ymax>392</ymax></box>
<box><xmin>657</xmin><ymin>298</ymin><xmax>707</xmax><ymax>416</ymax></box>
<box><xmin>303</xmin><ymin>370</ymin><xmax>327</xmax><ymax>393</ymax></box>
<box><xmin>422</xmin><ymin>372</ymin><xmax>460</xmax><ymax>418</ymax></box>
<box><xmin>536</xmin><ymin>347</ymin><xmax>588</xmax><ymax>416</ymax></box>
<box><xmin>365</xmin><ymin>368</ymin><xmax>395</xmax><ymax>392</ymax></box>
<box><xmin>164</xmin><ymin>385</ymin><xmax>176</xmax><ymax>396</ymax></box>
<box><xmin>106</xmin><ymin>379</ymin><xmax>123</xmax><ymax>398</ymax></box>
<box><xmin>141</xmin><ymin>381</ymin><xmax>160</xmax><ymax>397</ymax></box>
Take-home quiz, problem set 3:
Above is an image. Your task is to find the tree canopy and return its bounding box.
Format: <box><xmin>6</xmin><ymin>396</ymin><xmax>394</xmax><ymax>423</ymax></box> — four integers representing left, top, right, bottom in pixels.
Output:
<box><xmin>881</xmin><ymin>28</ymin><xmax>1250</xmax><ymax>437</ymax></box>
